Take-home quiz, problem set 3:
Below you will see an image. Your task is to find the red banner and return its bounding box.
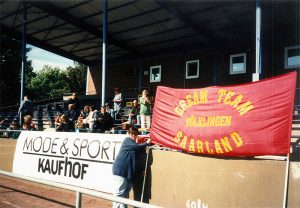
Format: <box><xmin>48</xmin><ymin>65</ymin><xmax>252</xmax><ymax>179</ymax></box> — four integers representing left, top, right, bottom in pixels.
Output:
<box><xmin>150</xmin><ymin>72</ymin><xmax>297</xmax><ymax>156</ymax></box>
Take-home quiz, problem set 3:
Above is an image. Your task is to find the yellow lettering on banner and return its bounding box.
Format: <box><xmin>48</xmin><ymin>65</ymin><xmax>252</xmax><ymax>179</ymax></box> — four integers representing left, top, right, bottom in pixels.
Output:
<box><xmin>208</xmin><ymin>116</ymin><xmax>216</xmax><ymax>126</ymax></box>
<box><xmin>189</xmin><ymin>139</ymin><xmax>195</xmax><ymax>152</ymax></box>
<box><xmin>174</xmin><ymin>131</ymin><xmax>183</xmax><ymax>143</ymax></box>
<box><xmin>172</xmin><ymin>131</ymin><xmax>244</xmax><ymax>154</ymax></box>
<box><xmin>230</xmin><ymin>95</ymin><xmax>243</xmax><ymax>108</ymax></box>
<box><xmin>193</xmin><ymin>91</ymin><xmax>200</xmax><ymax>104</ymax></box>
<box><xmin>220</xmin><ymin>137</ymin><xmax>233</xmax><ymax>152</ymax></box>
<box><xmin>174</xmin><ymin>107</ymin><xmax>184</xmax><ymax>117</ymax></box>
<box><xmin>217</xmin><ymin>89</ymin><xmax>254</xmax><ymax>115</ymax></box>
<box><xmin>224</xmin><ymin>91</ymin><xmax>235</xmax><ymax>104</ymax></box>
<box><xmin>230</xmin><ymin>131</ymin><xmax>243</xmax><ymax>147</ymax></box>
<box><xmin>197</xmin><ymin>140</ymin><xmax>204</xmax><ymax>153</ymax></box>
<box><xmin>214</xmin><ymin>140</ymin><xmax>224</xmax><ymax>154</ymax></box>
<box><xmin>179</xmin><ymin>100</ymin><xmax>188</xmax><ymax>112</ymax></box>
<box><xmin>185</xmin><ymin>115</ymin><xmax>232</xmax><ymax>127</ymax></box>
<box><xmin>236</xmin><ymin>101</ymin><xmax>254</xmax><ymax>116</ymax></box>
<box><xmin>226</xmin><ymin>116</ymin><xmax>232</xmax><ymax>126</ymax></box>
<box><xmin>218</xmin><ymin>89</ymin><xmax>227</xmax><ymax>103</ymax></box>
<box><xmin>174</xmin><ymin>90</ymin><xmax>209</xmax><ymax>117</ymax></box>
<box><xmin>186</xmin><ymin>94</ymin><xmax>193</xmax><ymax>107</ymax></box>
<box><xmin>180</xmin><ymin>136</ymin><xmax>188</xmax><ymax>149</ymax></box>
<box><xmin>199</xmin><ymin>90</ymin><xmax>208</xmax><ymax>103</ymax></box>
<box><xmin>187</xmin><ymin>115</ymin><xmax>197</xmax><ymax>127</ymax></box>
<box><xmin>205</xmin><ymin>141</ymin><xmax>214</xmax><ymax>154</ymax></box>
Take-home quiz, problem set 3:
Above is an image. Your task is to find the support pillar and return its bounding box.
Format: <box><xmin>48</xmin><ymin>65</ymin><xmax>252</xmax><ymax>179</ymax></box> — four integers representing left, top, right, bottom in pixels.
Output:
<box><xmin>20</xmin><ymin>2</ymin><xmax>27</xmax><ymax>105</ymax></box>
<box><xmin>101</xmin><ymin>0</ymin><xmax>108</xmax><ymax>105</ymax></box>
<box><xmin>253</xmin><ymin>0</ymin><xmax>262</xmax><ymax>81</ymax></box>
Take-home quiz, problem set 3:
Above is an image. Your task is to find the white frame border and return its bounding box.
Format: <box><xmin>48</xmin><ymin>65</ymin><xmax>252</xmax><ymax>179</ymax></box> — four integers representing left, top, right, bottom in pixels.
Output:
<box><xmin>230</xmin><ymin>53</ymin><xmax>247</xmax><ymax>75</ymax></box>
<box><xmin>150</xmin><ymin>65</ymin><xmax>161</xmax><ymax>83</ymax></box>
<box><xmin>185</xmin><ymin>60</ymin><xmax>199</xmax><ymax>79</ymax></box>
<box><xmin>284</xmin><ymin>45</ymin><xmax>300</xmax><ymax>69</ymax></box>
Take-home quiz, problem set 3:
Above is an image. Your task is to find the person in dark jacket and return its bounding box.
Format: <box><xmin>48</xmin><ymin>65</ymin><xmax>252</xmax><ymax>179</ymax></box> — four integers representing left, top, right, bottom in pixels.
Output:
<box><xmin>112</xmin><ymin>126</ymin><xmax>151</xmax><ymax>208</ymax></box>
<box><xmin>18</xmin><ymin>95</ymin><xmax>33</xmax><ymax>126</ymax></box>
<box><xmin>66</xmin><ymin>92</ymin><xmax>81</xmax><ymax>112</ymax></box>
<box><xmin>7</xmin><ymin>120</ymin><xmax>21</xmax><ymax>139</ymax></box>
<box><xmin>97</xmin><ymin>106</ymin><xmax>113</xmax><ymax>133</ymax></box>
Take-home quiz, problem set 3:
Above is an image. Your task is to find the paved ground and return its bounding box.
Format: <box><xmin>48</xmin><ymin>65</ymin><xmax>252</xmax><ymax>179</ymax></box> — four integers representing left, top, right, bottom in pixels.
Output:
<box><xmin>0</xmin><ymin>175</ymin><xmax>111</xmax><ymax>208</ymax></box>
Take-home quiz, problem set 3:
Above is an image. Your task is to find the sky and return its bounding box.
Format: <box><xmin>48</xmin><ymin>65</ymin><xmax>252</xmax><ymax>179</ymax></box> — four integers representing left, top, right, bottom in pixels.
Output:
<box><xmin>27</xmin><ymin>45</ymin><xmax>75</xmax><ymax>72</ymax></box>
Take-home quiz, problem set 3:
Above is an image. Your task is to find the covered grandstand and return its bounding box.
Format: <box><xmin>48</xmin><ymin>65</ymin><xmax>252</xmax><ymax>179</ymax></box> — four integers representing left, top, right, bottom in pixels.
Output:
<box><xmin>1</xmin><ymin>0</ymin><xmax>300</xmax><ymax>207</ymax></box>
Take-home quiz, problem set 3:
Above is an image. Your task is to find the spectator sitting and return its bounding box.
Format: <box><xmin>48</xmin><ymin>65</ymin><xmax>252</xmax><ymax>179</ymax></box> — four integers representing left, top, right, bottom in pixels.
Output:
<box><xmin>91</xmin><ymin>106</ymin><xmax>100</xmax><ymax>132</ymax></box>
<box><xmin>56</xmin><ymin>114</ymin><xmax>72</xmax><ymax>132</ymax></box>
<box><xmin>67</xmin><ymin>92</ymin><xmax>81</xmax><ymax>112</ymax></box>
<box><xmin>97</xmin><ymin>106</ymin><xmax>113</xmax><ymax>133</ymax></box>
<box><xmin>81</xmin><ymin>105</ymin><xmax>90</xmax><ymax>119</ymax></box>
<box><xmin>54</xmin><ymin>112</ymin><xmax>62</xmax><ymax>128</ymax></box>
<box><xmin>83</xmin><ymin>105</ymin><xmax>92</xmax><ymax>127</ymax></box>
<box><xmin>22</xmin><ymin>115</ymin><xmax>36</xmax><ymax>131</ymax></box>
<box><xmin>7</xmin><ymin>120</ymin><xmax>21</xmax><ymax>139</ymax></box>
<box><xmin>67</xmin><ymin>103</ymin><xmax>78</xmax><ymax>128</ymax></box>
<box><xmin>75</xmin><ymin>115</ymin><xmax>86</xmax><ymax>132</ymax></box>
<box><xmin>83</xmin><ymin>105</ymin><xmax>99</xmax><ymax>132</ymax></box>
<box><xmin>0</xmin><ymin>116</ymin><xmax>5</xmax><ymax>129</ymax></box>
<box><xmin>105</xmin><ymin>103</ymin><xmax>115</xmax><ymax>122</ymax></box>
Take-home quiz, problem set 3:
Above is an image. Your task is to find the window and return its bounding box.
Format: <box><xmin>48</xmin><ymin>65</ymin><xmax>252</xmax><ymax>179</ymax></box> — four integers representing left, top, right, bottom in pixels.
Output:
<box><xmin>186</xmin><ymin>60</ymin><xmax>199</xmax><ymax>79</ymax></box>
<box><xmin>230</xmin><ymin>53</ymin><xmax>246</xmax><ymax>74</ymax></box>
<box><xmin>150</xmin><ymin>65</ymin><xmax>161</xmax><ymax>83</ymax></box>
<box><xmin>285</xmin><ymin>45</ymin><xmax>300</xmax><ymax>69</ymax></box>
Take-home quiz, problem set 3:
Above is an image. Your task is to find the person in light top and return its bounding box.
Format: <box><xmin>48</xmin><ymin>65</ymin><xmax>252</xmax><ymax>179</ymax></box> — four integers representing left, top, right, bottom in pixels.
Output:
<box><xmin>139</xmin><ymin>90</ymin><xmax>151</xmax><ymax>129</ymax></box>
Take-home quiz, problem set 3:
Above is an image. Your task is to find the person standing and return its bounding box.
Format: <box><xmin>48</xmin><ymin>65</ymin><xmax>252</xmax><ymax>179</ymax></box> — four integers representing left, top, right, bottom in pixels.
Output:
<box><xmin>112</xmin><ymin>126</ymin><xmax>151</xmax><ymax>208</ymax></box>
<box><xmin>139</xmin><ymin>90</ymin><xmax>151</xmax><ymax>129</ymax></box>
<box><xmin>128</xmin><ymin>100</ymin><xmax>138</xmax><ymax>124</ymax></box>
<box><xmin>113</xmin><ymin>88</ymin><xmax>123</xmax><ymax>119</ymax></box>
<box><xmin>18</xmin><ymin>95</ymin><xmax>33</xmax><ymax>126</ymax></box>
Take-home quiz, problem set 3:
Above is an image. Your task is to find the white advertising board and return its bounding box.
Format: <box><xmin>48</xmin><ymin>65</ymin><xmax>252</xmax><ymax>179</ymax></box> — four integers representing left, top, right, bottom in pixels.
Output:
<box><xmin>13</xmin><ymin>131</ymin><xmax>125</xmax><ymax>193</ymax></box>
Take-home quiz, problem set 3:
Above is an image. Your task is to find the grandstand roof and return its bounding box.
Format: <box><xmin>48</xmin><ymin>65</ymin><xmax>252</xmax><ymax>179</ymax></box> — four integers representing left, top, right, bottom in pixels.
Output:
<box><xmin>0</xmin><ymin>0</ymin><xmax>296</xmax><ymax>66</ymax></box>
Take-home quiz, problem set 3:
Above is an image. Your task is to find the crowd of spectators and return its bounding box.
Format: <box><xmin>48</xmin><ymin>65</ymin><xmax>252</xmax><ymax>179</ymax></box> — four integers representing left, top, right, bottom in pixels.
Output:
<box><xmin>55</xmin><ymin>103</ymin><xmax>114</xmax><ymax>133</ymax></box>
<box><xmin>53</xmin><ymin>90</ymin><xmax>152</xmax><ymax>133</ymax></box>
<box><xmin>1</xmin><ymin>89</ymin><xmax>153</xmax><ymax>138</ymax></box>
<box><xmin>1</xmin><ymin>115</ymin><xmax>37</xmax><ymax>139</ymax></box>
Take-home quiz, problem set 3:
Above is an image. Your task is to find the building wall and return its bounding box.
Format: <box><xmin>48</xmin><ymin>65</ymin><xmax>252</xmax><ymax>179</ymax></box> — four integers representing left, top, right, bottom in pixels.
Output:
<box><xmin>90</xmin><ymin>43</ymin><xmax>256</xmax><ymax>99</ymax></box>
<box><xmin>89</xmin><ymin>41</ymin><xmax>299</xmax><ymax>106</ymax></box>
<box><xmin>86</xmin><ymin>66</ymin><xmax>101</xmax><ymax>95</ymax></box>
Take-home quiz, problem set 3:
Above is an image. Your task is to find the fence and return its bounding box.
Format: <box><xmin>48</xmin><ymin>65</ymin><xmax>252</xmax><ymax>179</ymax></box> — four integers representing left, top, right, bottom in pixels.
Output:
<box><xmin>0</xmin><ymin>169</ymin><xmax>161</xmax><ymax>208</ymax></box>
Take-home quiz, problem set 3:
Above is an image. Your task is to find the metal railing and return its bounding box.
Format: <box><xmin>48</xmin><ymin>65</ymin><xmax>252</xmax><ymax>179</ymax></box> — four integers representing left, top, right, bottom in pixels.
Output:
<box><xmin>0</xmin><ymin>170</ymin><xmax>162</xmax><ymax>208</ymax></box>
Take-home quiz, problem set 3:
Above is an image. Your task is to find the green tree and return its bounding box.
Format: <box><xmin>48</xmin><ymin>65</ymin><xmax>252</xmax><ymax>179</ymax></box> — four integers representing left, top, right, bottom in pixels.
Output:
<box><xmin>27</xmin><ymin>65</ymin><xmax>68</xmax><ymax>100</ymax></box>
<box><xmin>65</xmin><ymin>62</ymin><xmax>87</xmax><ymax>94</ymax></box>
